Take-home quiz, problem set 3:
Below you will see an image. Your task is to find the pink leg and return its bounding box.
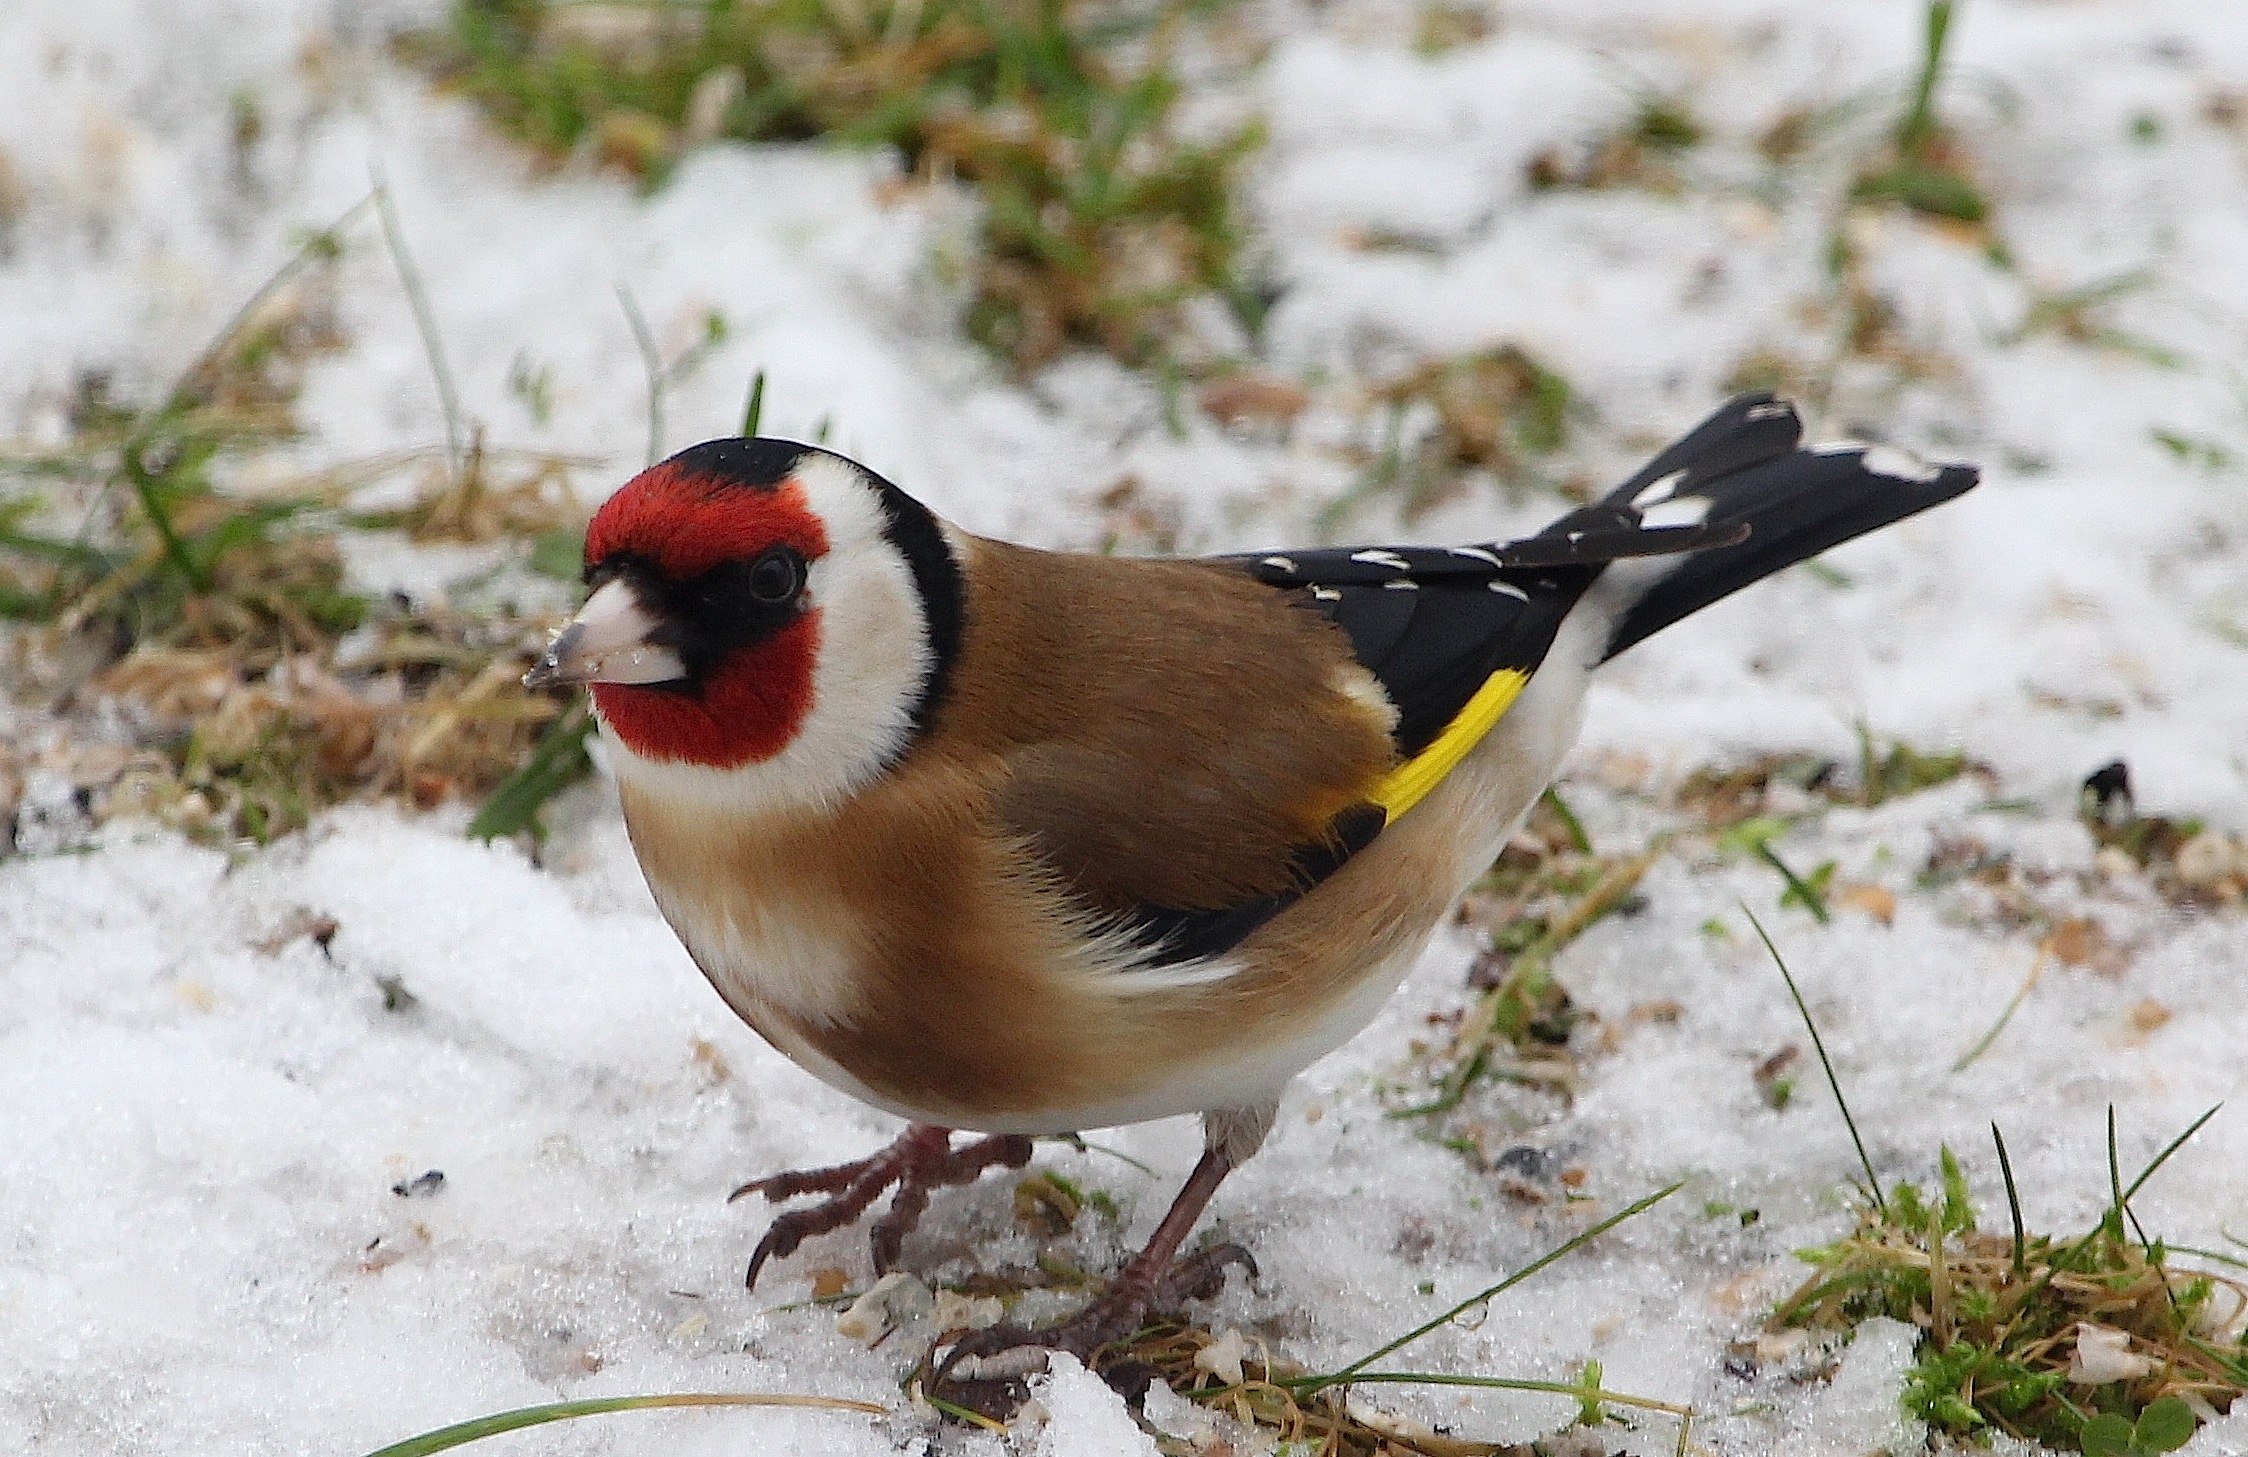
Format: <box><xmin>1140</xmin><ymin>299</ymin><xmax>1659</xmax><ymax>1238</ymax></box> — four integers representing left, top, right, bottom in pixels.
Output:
<box><xmin>931</xmin><ymin>1145</ymin><xmax>1256</xmax><ymax>1411</ymax></box>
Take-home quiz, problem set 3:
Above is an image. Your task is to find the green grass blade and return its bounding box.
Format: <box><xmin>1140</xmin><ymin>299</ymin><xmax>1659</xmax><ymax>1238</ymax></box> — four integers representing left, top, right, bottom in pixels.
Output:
<box><xmin>1745</xmin><ymin>905</ymin><xmax>1884</xmax><ymax>1215</ymax></box>
<box><xmin>1309</xmin><ymin>1182</ymin><xmax>1680</xmax><ymax>1389</ymax></box>
<box><xmin>468</xmin><ymin>700</ymin><xmax>596</xmax><ymax>841</ymax></box>
<box><xmin>359</xmin><ymin>1391</ymin><xmax>885</xmax><ymax>1457</ymax></box>
<box><xmin>1950</xmin><ymin>952</ymin><xmax>2042</xmax><ymax>1072</ymax></box>
<box><xmin>1751</xmin><ymin>839</ymin><xmax>1830</xmax><ymax>923</ymax></box>
<box><xmin>1541</xmin><ymin>786</ymin><xmax>1591</xmax><ymax>854</ymax></box>
<box><xmin>1992</xmin><ymin>1121</ymin><xmax>2025</xmax><ymax>1277</ymax></box>
<box><xmin>1899</xmin><ymin>0</ymin><xmax>1956</xmax><ymax>154</ymax></box>
<box><xmin>2125</xmin><ymin>1102</ymin><xmax>2221</xmax><ymax>1201</ymax></box>
<box><xmin>742</xmin><ymin>368</ymin><xmax>767</xmax><ymax>436</ymax></box>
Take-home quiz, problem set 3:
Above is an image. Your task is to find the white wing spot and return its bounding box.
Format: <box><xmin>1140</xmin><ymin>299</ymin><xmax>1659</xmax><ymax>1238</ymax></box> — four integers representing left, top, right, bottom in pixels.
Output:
<box><xmin>1261</xmin><ymin>555</ymin><xmax>1297</xmax><ymax>573</ymax></box>
<box><xmin>1382</xmin><ymin>579</ymin><xmax>1419</xmax><ymax>591</ymax></box>
<box><xmin>1487</xmin><ymin>580</ymin><xmax>1529</xmax><ymax>600</ymax></box>
<box><xmin>1311</xmin><ymin>585</ymin><xmax>1342</xmax><ymax>601</ymax></box>
<box><xmin>1446</xmin><ymin>545</ymin><xmax>1504</xmax><ymax>567</ymax></box>
<box><xmin>1349</xmin><ymin>549</ymin><xmax>1411</xmax><ymax>571</ymax></box>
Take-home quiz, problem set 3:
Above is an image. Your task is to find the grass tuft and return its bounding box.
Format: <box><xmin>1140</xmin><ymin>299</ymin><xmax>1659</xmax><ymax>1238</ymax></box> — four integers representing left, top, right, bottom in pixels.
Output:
<box><xmin>412</xmin><ymin>0</ymin><xmax>1264</xmax><ymax>376</ymax></box>
<box><xmin>1326</xmin><ymin>344</ymin><xmax>1574</xmax><ymax>529</ymax></box>
<box><xmin>1848</xmin><ymin>0</ymin><xmax>1991</xmax><ymax>229</ymax></box>
<box><xmin>1755</xmin><ymin>911</ymin><xmax>2242</xmax><ymax>1451</ymax></box>
<box><xmin>1527</xmin><ymin>92</ymin><xmax>1705</xmax><ymax>195</ymax></box>
<box><xmin>1771</xmin><ymin>1111</ymin><xmax>2243</xmax><ymax>1451</ymax></box>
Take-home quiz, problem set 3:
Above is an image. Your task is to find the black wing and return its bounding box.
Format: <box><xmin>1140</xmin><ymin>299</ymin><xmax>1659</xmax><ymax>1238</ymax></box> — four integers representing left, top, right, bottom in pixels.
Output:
<box><xmin>1121</xmin><ymin>393</ymin><xmax>1973</xmax><ymax>967</ymax></box>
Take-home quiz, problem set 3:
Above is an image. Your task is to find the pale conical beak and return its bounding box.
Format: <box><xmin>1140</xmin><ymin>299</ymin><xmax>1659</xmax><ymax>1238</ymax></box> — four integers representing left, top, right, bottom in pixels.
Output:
<box><xmin>524</xmin><ymin>577</ymin><xmax>688</xmax><ymax>690</ymax></box>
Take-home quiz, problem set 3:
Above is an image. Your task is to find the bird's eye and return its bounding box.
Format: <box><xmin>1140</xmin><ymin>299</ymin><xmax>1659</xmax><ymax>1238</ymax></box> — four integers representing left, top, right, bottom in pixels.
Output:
<box><xmin>748</xmin><ymin>548</ymin><xmax>803</xmax><ymax>605</ymax></box>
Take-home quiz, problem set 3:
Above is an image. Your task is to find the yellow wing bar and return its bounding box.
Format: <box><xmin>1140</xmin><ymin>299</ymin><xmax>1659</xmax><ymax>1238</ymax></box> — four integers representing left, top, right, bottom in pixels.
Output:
<box><xmin>1365</xmin><ymin>667</ymin><xmax>1530</xmax><ymax>823</ymax></box>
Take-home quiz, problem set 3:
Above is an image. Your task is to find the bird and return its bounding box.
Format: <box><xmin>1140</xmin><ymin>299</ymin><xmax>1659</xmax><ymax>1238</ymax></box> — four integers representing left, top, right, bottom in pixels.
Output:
<box><xmin>525</xmin><ymin>392</ymin><xmax>1977</xmax><ymax>1400</ymax></box>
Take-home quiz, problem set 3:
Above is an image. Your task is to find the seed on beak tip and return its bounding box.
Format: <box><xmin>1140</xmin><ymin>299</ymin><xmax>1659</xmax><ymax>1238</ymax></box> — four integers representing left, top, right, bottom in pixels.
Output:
<box><xmin>522</xmin><ymin>625</ymin><xmax>581</xmax><ymax>691</ymax></box>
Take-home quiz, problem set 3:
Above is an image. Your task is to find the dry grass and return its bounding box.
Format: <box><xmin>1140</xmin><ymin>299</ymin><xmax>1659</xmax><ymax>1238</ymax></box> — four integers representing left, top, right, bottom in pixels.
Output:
<box><xmin>1329</xmin><ymin>346</ymin><xmax>1574</xmax><ymax>526</ymax></box>
<box><xmin>0</xmin><ymin>216</ymin><xmax>591</xmax><ymax>848</ymax></box>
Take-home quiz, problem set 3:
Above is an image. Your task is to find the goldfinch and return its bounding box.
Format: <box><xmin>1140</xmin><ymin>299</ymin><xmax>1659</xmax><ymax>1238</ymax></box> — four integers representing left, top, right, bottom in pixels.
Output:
<box><xmin>526</xmin><ymin>393</ymin><xmax>1976</xmax><ymax>1392</ymax></box>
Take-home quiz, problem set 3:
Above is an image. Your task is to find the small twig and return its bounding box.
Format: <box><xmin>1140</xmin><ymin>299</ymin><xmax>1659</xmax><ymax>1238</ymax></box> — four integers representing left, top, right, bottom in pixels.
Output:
<box><xmin>1307</xmin><ymin>1370</ymin><xmax>1691</xmax><ymax>1418</ymax></box>
<box><xmin>618</xmin><ymin>282</ymin><xmax>665</xmax><ymax>467</ymax></box>
<box><xmin>1951</xmin><ymin>949</ymin><xmax>2045</xmax><ymax>1073</ymax></box>
<box><xmin>371</xmin><ymin>171</ymin><xmax>468</xmax><ymax>481</ymax></box>
<box><xmin>166</xmin><ymin>193</ymin><xmax>377</xmax><ymax>416</ymax></box>
<box><xmin>1418</xmin><ymin>845</ymin><xmax>1657</xmax><ymax>1116</ymax></box>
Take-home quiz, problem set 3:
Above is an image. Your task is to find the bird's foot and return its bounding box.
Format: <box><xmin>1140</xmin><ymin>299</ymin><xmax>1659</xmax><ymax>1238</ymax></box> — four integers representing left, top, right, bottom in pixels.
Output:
<box><xmin>731</xmin><ymin>1124</ymin><xmax>1034</xmax><ymax>1288</ymax></box>
<box><xmin>928</xmin><ymin>1242</ymin><xmax>1257</xmax><ymax>1419</ymax></box>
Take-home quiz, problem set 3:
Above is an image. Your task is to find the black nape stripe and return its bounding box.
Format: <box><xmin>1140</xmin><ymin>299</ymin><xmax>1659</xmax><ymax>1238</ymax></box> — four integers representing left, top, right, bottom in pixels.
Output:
<box><xmin>865</xmin><ymin>476</ymin><xmax>965</xmax><ymax>742</ymax></box>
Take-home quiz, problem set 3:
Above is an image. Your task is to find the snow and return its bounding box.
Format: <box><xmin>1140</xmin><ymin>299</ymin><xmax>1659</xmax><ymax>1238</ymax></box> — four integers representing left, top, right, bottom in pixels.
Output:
<box><xmin>5</xmin><ymin>0</ymin><xmax>2248</xmax><ymax>1454</ymax></box>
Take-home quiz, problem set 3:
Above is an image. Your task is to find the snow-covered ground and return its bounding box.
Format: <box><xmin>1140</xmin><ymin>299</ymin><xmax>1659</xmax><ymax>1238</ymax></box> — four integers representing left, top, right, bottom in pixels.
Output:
<box><xmin>5</xmin><ymin>0</ymin><xmax>2248</xmax><ymax>1453</ymax></box>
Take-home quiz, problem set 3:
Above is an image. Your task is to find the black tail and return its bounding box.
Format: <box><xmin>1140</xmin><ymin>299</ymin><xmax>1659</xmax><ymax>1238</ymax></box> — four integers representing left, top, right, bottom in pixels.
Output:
<box><xmin>1544</xmin><ymin>394</ymin><xmax>1979</xmax><ymax>662</ymax></box>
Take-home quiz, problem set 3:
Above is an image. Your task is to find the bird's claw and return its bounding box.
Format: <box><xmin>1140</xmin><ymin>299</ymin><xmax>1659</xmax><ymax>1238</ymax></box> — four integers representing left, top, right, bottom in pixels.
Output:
<box><xmin>733</xmin><ymin>1125</ymin><xmax>1033</xmax><ymax>1288</ymax></box>
<box><xmin>927</xmin><ymin>1242</ymin><xmax>1257</xmax><ymax>1419</ymax></box>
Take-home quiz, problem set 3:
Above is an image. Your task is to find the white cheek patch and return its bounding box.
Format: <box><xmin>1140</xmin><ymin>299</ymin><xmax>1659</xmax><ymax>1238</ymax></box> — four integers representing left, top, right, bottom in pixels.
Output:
<box><xmin>604</xmin><ymin>451</ymin><xmax>939</xmax><ymax>819</ymax></box>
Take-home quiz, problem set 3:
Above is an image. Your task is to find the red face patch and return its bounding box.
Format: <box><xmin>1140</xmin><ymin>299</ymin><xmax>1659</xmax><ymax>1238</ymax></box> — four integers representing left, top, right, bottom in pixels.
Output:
<box><xmin>589</xmin><ymin>612</ymin><xmax>820</xmax><ymax>769</ymax></box>
<box><xmin>586</xmin><ymin>462</ymin><xmax>830</xmax><ymax>580</ymax></box>
<box><xmin>582</xmin><ymin>464</ymin><xmax>832</xmax><ymax>769</ymax></box>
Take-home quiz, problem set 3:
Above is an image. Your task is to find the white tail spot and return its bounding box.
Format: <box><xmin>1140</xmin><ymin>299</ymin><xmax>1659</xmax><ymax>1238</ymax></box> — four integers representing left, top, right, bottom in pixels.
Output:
<box><xmin>1631</xmin><ymin>469</ymin><xmax>1687</xmax><ymax>509</ymax></box>
<box><xmin>1861</xmin><ymin>445</ymin><xmax>1943</xmax><ymax>484</ymax></box>
<box><xmin>1641</xmin><ymin>496</ymin><xmax>1712</xmax><ymax>529</ymax></box>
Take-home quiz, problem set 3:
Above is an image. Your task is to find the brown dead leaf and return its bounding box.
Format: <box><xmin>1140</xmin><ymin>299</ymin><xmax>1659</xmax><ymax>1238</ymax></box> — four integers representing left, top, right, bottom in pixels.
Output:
<box><xmin>1198</xmin><ymin>371</ymin><xmax>1309</xmax><ymax>429</ymax></box>
<box><xmin>1836</xmin><ymin>883</ymin><xmax>1897</xmax><ymax>925</ymax></box>
<box><xmin>253</xmin><ymin>908</ymin><xmax>340</xmax><ymax>956</ymax></box>
<box><xmin>2044</xmin><ymin>916</ymin><xmax>2127</xmax><ymax>975</ymax></box>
